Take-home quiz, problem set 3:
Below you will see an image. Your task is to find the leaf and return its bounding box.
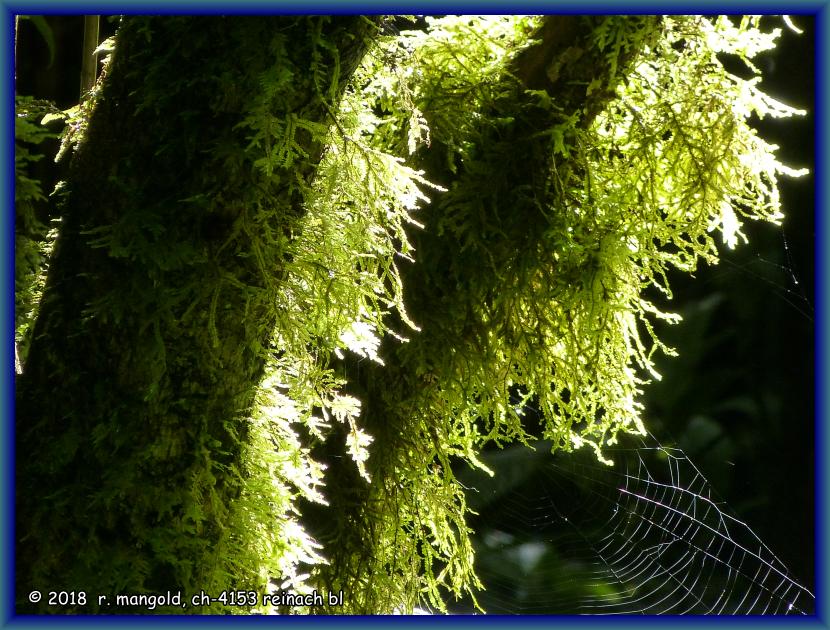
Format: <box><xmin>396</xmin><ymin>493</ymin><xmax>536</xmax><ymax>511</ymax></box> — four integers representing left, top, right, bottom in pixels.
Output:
<box><xmin>40</xmin><ymin>112</ymin><xmax>64</xmax><ymax>125</ymax></box>
<box><xmin>93</xmin><ymin>36</ymin><xmax>116</xmax><ymax>56</ymax></box>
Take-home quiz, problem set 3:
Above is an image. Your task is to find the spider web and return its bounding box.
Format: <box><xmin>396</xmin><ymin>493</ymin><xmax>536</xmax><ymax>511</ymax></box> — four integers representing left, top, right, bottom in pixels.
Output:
<box><xmin>445</xmin><ymin>201</ymin><xmax>815</xmax><ymax>616</ymax></box>
<box><xmin>452</xmin><ymin>433</ymin><xmax>815</xmax><ymax>615</ymax></box>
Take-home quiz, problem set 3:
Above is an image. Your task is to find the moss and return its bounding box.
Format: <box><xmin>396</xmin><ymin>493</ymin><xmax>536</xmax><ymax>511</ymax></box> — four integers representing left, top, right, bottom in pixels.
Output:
<box><xmin>299</xmin><ymin>15</ymin><xmax>804</xmax><ymax>613</ymax></box>
<box><xmin>16</xmin><ymin>15</ymin><xmax>805</xmax><ymax>615</ymax></box>
<box><xmin>16</xmin><ymin>16</ymin><xmax>378</xmax><ymax>613</ymax></box>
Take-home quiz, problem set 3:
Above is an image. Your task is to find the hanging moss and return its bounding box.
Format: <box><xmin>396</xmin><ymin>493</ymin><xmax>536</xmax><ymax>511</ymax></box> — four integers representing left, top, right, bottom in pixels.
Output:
<box><xmin>16</xmin><ymin>14</ymin><xmax>805</xmax><ymax>615</ymax></box>
<box><xmin>16</xmin><ymin>16</ymin><xmax>379</xmax><ymax>613</ymax></box>
<box><xmin>294</xmin><ymin>15</ymin><xmax>805</xmax><ymax>613</ymax></box>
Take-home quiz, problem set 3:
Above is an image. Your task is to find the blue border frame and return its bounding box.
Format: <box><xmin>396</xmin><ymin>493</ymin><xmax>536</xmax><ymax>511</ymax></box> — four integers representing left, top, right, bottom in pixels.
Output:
<box><xmin>2</xmin><ymin>3</ymin><xmax>826</xmax><ymax>628</ymax></box>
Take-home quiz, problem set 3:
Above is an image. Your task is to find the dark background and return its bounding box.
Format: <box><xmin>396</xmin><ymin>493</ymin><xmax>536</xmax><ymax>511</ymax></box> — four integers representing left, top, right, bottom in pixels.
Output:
<box><xmin>648</xmin><ymin>13</ymin><xmax>815</xmax><ymax>591</ymax></box>
<box><xmin>15</xmin><ymin>14</ymin><xmax>816</xmax><ymax>613</ymax></box>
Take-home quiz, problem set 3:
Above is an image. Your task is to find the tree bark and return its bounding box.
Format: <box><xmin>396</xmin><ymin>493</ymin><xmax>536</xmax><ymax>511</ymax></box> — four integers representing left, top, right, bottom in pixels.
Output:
<box><xmin>16</xmin><ymin>15</ymin><xmax>376</xmax><ymax>612</ymax></box>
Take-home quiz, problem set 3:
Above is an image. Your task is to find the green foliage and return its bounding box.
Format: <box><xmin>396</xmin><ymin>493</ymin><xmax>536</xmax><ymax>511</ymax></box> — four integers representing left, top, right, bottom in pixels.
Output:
<box><xmin>258</xmin><ymin>15</ymin><xmax>806</xmax><ymax>613</ymax></box>
<box><xmin>14</xmin><ymin>95</ymin><xmax>63</xmax><ymax>367</ymax></box>
<box><xmin>16</xmin><ymin>16</ymin><xmax>382</xmax><ymax>614</ymax></box>
<box><xmin>17</xmin><ymin>14</ymin><xmax>806</xmax><ymax>616</ymax></box>
<box><xmin>14</xmin><ymin>26</ymin><xmax>114</xmax><ymax>369</ymax></box>
<box><xmin>354</xmin><ymin>15</ymin><xmax>805</xmax><ymax>458</ymax></box>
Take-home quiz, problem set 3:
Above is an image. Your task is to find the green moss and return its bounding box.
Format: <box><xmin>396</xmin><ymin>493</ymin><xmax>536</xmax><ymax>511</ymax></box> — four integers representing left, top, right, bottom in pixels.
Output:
<box><xmin>16</xmin><ymin>15</ymin><xmax>805</xmax><ymax>615</ymax></box>
<box><xmin>294</xmin><ymin>15</ymin><xmax>805</xmax><ymax>613</ymax></box>
<box><xmin>16</xmin><ymin>16</ymin><xmax>379</xmax><ymax>613</ymax></box>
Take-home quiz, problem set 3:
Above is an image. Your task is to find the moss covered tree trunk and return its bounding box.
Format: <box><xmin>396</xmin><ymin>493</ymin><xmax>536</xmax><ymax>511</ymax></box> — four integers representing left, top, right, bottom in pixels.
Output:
<box><xmin>16</xmin><ymin>15</ymin><xmax>376</xmax><ymax>612</ymax></box>
<box><xmin>303</xmin><ymin>16</ymin><xmax>662</xmax><ymax>612</ymax></box>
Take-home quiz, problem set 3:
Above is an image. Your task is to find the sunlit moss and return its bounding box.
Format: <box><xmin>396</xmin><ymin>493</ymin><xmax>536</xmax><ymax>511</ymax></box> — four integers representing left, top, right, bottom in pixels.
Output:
<box><xmin>16</xmin><ymin>15</ymin><xmax>806</xmax><ymax>615</ymax></box>
<box><xmin>267</xmin><ymin>15</ymin><xmax>806</xmax><ymax>612</ymax></box>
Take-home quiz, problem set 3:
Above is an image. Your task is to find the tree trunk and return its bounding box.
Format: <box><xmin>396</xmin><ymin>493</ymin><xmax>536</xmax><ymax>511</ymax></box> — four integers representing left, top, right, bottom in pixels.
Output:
<box><xmin>16</xmin><ymin>15</ymin><xmax>376</xmax><ymax>612</ymax></box>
